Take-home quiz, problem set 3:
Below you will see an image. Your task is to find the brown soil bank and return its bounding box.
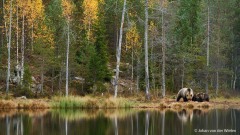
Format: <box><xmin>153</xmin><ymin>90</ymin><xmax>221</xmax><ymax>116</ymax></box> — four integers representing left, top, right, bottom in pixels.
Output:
<box><xmin>0</xmin><ymin>96</ymin><xmax>239</xmax><ymax>110</ymax></box>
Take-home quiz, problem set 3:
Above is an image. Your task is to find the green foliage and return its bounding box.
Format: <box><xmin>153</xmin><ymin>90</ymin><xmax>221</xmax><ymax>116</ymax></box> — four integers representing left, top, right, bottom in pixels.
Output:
<box><xmin>85</xmin><ymin>2</ymin><xmax>111</xmax><ymax>92</ymax></box>
<box><xmin>23</xmin><ymin>65</ymin><xmax>32</xmax><ymax>90</ymax></box>
<box><xmin>1</xmin><ymin>0</ymin><xmax>240</xmax><ymax>96</ymax></box>
<box><xmin>171</xmin><ymin>0</ymin><xmax>203</xmax><ymax>88</ymax></box>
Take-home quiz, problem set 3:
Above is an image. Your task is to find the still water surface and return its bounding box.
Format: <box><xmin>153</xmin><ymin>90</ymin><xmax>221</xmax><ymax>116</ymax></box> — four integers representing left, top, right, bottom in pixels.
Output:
<box><xmin>0</xmin><ymin>109</ymin><xmax>239</xmax><ymax>135</ymax></box>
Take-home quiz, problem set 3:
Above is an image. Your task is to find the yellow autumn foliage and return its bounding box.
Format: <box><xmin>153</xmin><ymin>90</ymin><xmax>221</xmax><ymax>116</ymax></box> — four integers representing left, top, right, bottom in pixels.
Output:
<box><xmin>126</xmin><ymin>24</ymin><xmax>141</xmax><ymax>53</ymax></box>
<box><xmin>62</xmin><ymin>0</ymin><xmax>74</xmax><ymax>20</ymax></box>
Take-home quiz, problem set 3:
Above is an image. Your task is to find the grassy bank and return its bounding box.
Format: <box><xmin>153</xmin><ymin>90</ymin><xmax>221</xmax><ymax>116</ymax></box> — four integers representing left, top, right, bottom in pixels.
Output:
<box><xmin>0</xmin><ymin>95</ymin><xmax>240</xmax><ymax>110</ymax></box>
<box><xmin>0</xmin><ymin>99</ymin><xmax>50</xmax><ymax>109</ymax></box>
<box><xmin>51</xmin><ymin>96</ymin><xmax>136</xmax><ymax>109</ymax></box>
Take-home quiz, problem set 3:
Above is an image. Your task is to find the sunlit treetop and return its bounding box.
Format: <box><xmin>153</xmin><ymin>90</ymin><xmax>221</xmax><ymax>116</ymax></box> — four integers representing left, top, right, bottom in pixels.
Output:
<box><xmin>61</xmin><ymin>0</ymin><xmax>74</xmax><ymax>20</ymax></box>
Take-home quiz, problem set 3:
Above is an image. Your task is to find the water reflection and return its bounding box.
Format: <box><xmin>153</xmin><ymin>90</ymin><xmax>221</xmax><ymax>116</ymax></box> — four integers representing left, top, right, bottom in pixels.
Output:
<box><xmin>177</xmin><ymin>109</ymin><xmax>193</xmax><ymax>123</ymax></box>
<box><xmin>145</xmin><ymin>111</ymin><xmax>149</xmax><ymax>135</ymax></box>
<box><xmin>0</xmin><ymin>108</ymin><xmax>239</xmax><ymax>135</ymax></box>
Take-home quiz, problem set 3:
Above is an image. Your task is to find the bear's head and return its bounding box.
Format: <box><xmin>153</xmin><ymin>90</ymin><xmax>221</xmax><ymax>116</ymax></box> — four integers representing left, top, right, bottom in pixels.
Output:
<box><xmin>186</xmin><ymin>88</ymin><xmax>193</xmax><ymax>101</ymax></box>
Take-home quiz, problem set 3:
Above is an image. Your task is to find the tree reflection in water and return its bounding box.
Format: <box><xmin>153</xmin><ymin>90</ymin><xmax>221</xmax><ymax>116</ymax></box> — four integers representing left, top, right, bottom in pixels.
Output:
<box><xmin>0</xmin><ymin>109</ymin><xmax>239</xmax><ymax>135</ymax></box>
<box><xmin>161</xmin><ymin>111</ymin><xmax>165</xmax><ymax>135</ymax></box>
<box><xmin>145</xmin><ymin>111</ymin><xmax>149</xmax><ymax>135</ymax></box>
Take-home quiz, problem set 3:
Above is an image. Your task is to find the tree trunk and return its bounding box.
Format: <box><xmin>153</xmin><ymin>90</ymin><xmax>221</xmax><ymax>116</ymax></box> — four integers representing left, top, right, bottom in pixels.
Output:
<box><xmin>161</xmin><ymin>2</ymin><xmax>166</xmax><ymax>97</ymax></box>
<box><xmin>131</xmin><ymin>45</ymin><xmax>133</xmax><ymax>94</ymax></box>
<box><xmin>21</xmin><ymin>14</ymin><xmax>25</xmax><ymax>85</ymax></box>
<box><xmin>136</xmin><ymin>57</ymin><xmax>140</xmax><ymax>93</ymax></box>
<box><xmin>150</xmin><ymin>39</ymin><xmax>155</xmax><ymax>94</ymax></box>
<box><xmin>233</xmin><ymin>67</ymin><xmax>237</xmax><ymax>90</ymax></box>
<box><xmin>145</xmin><ymin>0</ymin><xmax>150</xmax><ymax>99</ymax></box>
<box><xmin>59</xmin><ymin>65</ymin><xmax>63</xmax><ymax>93</ymax></box>
<box><xmin>6</xmin><ymin>0</ymin><xmax>12</xmax><ymax>95</ymax></box>
<box><xmin>216</xmin><ymin>33</ymin><xmax>220</xmax><ymax>95</ymax></box>
<box><xmin>16</xmin><ymin>4</ymin><xmax>19</xmax><ymax>72</ymax></box>
<box><xmin>114</xmin><ymin>0</ymin><xmax>126</xmax><ymax>98</ymax></box>
<box><xmin>206</xmin><ymin>1</ymin><xmax>210</xmax><ymax>94</ymax></box>
<box><xmin>66</xmin><ymin>20</ymin><xmax>70</xmax><ymax>97</ymax></box>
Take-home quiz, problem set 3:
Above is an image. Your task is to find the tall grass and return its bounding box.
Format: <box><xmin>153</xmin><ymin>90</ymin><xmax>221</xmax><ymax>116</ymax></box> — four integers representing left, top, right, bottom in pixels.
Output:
<box><xmin>51</xmin><ymin>96</ymin><xmax>137</xmax><ymax>109</ymax></box>
<box><xmin>0</xmin><ymin>99</ymin><xmax>49</xmax><ymax>109</ymax></box>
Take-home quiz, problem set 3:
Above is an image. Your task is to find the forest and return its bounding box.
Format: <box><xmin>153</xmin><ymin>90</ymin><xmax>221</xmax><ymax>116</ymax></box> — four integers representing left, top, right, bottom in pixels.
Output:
<box><xmin>0</xmin><ymin>0</ymin><xmax>240</xmax><ymax>98</ymax></box>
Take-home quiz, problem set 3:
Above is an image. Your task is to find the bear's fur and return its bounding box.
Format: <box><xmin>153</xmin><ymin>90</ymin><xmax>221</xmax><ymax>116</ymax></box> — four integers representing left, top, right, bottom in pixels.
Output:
<box><xmin>176</xmin><ymin>88</ymin><xmax>194</xmax><ymax>102</ymax></box>
<box><xmin>192</xmin><ymin>92</ymin><xmax>209</xmax><ymax>102</ymax></box>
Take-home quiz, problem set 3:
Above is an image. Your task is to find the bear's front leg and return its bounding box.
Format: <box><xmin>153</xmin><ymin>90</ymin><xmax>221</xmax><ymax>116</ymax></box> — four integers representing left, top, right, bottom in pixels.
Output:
<box><xmin>176</xmin><ymin>96</ymin><xmax>182</xmax><ymax>102</ymax></box>
<box><xmin>183</xmin><ymin>97</ymin><xmax>188</xmax><ymax>102</ymax></box>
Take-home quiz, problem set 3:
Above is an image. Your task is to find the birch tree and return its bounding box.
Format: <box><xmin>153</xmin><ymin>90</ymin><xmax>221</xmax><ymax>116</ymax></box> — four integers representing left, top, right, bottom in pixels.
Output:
<box><xmin>114</xmin><ymin>0</ymin><xmax>127</xmax><ymax>98</ymax></box>
<box><xmin>161</xmin><ymin>0</ymin><xmax>166</xmax><ymax>97</ymax></box>
<box><xmin>126</xmin><ymin>24</ymin><xmax>140</xmax><ymax>93</ymax></box>
<box><xmin>20</xmin><ymin>15</ymin><xmax>24</xmax><ymax>85</ymax></box>
<box><xmin>16</xmin><ymin>3</ymin><xmax>19</xmax><ymax>79</ymax></box>
<box><xmin>83</xmin><ymin>0</ymin><xmax>98</xmax><ymax>42</ymax></box>
<box><xmin>6</xmin><ymin>0</ymin><xmax>13</xmax><ymax>95</ymax></box>
<box><xmin>145</xmin><ymin>0</ymin><xmax>150</xmax><ymax>100</ymax></box>
<box><xmin>62</xmin><ymin>0</ymin><xmax>74</xmax><ymax>96</ymax></box>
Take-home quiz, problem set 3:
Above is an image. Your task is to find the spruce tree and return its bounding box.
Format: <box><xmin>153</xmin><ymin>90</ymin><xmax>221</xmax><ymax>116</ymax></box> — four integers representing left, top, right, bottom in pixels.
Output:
<box><xmin>88</xmin><ymin>1</ymin><xmax>110</xmax><ymax>92</ymax></box>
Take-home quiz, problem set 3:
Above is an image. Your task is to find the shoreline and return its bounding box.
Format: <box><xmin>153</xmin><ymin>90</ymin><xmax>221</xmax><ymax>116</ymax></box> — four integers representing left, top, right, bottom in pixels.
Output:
<box><xmin>0</xmin><ymin>96</ymin><xmax>239</xmax><ymax>110</ymax></box>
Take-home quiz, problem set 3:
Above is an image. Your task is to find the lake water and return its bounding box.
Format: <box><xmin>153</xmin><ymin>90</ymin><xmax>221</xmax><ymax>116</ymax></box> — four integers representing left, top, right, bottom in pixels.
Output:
<box><xmin>0</xmin><ymin>109</ymin><xmax>239</xmax><ymax>135</ymax></box>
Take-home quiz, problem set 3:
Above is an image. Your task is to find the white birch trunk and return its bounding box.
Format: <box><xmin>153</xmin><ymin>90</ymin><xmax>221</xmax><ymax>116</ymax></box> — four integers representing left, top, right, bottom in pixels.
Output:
<box><xmin>233</xmin><ymin>67</ymin><xmax>237</xmax><ymax>90</ymax></box>
<box><xmin>150</xmin><ymin>39</ymin><xmax>155</xmax><ymax>93</ymax></box>
<box><xmin>20</xmin><ymin>14</ymin><xmax>25</xmax><ymax>85</ymax></box>
<box><xmin>161</xmin><ymin>2</ymin><xmax>166</xmax><ymax>97</ymax></box>
<box><xmin>6</xmin><ymin>0</ymin><xmax>12</xmax><ymax>95</ymax></box>
<box><xmin>114</xmin><ymin>0</ymin><xmax>127</xmax><ymax>98</ymax></box>
<box><xmin>66</xmin><ymin>20</ymin><xmax>70</xmax><ymax>97</ymax></box>
<box><xmin>145</xmin><ymin>0</ymin><xmax>150</xmax><ymax>99</ymax></box>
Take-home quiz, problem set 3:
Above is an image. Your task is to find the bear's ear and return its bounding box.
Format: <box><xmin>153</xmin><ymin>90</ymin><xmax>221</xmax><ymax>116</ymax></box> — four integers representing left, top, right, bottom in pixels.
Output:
<box><xmin>187</xmin><ymin>88</ymin><xmax>191</xmax><ymax>92</ymax></box>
